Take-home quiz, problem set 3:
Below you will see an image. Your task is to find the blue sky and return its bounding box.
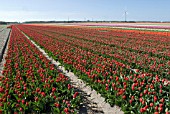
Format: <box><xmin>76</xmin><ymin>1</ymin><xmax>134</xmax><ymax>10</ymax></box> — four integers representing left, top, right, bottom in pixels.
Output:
<box><xmin>0</xmin><ymin>0</ymin><xmax>170</xmax><ymax>22</ymax></box>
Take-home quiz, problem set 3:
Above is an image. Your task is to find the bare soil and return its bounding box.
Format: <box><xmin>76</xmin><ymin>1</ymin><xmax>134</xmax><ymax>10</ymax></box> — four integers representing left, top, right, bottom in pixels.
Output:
<box><xmin>0</xmin><ymin>27</ymin><xmax>11</xmax><ymax>76</ymax></box>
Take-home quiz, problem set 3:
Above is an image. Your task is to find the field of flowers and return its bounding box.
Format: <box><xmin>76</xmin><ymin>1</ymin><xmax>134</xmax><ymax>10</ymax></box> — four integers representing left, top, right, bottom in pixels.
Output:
<box><xmin>73</xmin><ymin>23</ymin><xmax>170</xmax><ymax>31</ymax></box>
<box><xmin>1</xmin><ymin>24</ymin><xmax>170</xmax><ymax>114</ymax></box>
<box><xmin>0</xmin><ymin>26</ymin><xmax>80</xmax><ymax>113</ymax></box>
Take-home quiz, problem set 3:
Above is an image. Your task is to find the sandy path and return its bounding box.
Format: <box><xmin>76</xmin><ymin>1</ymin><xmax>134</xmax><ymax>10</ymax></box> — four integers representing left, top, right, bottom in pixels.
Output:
<box><xmin>0</xmin><ymin>28</ymin><xmax>11</xmax><ymax>76</ymax></box>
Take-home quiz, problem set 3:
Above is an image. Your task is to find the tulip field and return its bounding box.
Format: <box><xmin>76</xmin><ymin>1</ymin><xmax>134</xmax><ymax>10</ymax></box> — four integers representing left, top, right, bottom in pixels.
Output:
<box><xmin>0</xmin><ymin>24</ymin><xmax>170</xmax><ymax>113</ymax></box>
<box><xmin>0</xmin><ymin>26</ymin><xmax>80</xmax><ymax>113</ymax></box>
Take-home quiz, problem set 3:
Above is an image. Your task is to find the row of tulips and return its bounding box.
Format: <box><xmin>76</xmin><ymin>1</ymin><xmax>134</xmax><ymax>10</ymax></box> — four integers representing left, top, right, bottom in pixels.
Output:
<box><xmin>79</xmin><ymin>23</ymin><xmax>170</xmax><ymax>31</ymax></box>
<box><xmin>16</xmin><ymin>25</ymin><xmax>170</xmax><ymax>113</ymax></box>
<box><xmin>0</xmin><ymin>26</ymin><xmax>80</xmax><ymax>113</ymax></box>
<box><xmin>23</xmin><ymin>25</ymin><xmax>170</xmax><ymax>56</ymax></box>
<box><xmin>17</xmin><ymin>25</ymin><xmax>170</xmax><ymax>80</ymax></box>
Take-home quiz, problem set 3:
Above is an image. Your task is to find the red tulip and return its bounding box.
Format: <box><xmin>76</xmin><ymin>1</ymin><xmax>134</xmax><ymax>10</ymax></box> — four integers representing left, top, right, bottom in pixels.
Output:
<box><xmin>64</xmin><ymin>108</ymin><xmax>69</xmax><ymax>113</ymax></box>
<box><xmin>140</xmin><ymin>108</ymin><xmax>144</xmax><ymax>113</ymax></box>
<box><xmin>150</xmin><ymin>103</ymin><xmax>154</xmax><ymax>107</ymax></box>
<box><xmin>0</xmin><ymin>87</ymin><xmax>4</xmax><ymax>93</ymax></box>
<box><xmin>154</xmin><ymin>96</ymin><xmax>157</xmax><ymax>102</ymax></box>
<box><xmin>22</xmin><ymin>99</ymin><xmax>25</xmax><ymax>104</ymax></box>
<box><xmin>160</xmin><ymin>98</ymin><xmax>164</xmax><ymax>103</ymax></box>
<box><xmin>122</xmin><ymin>95</ymin><xmax>126</xmax><ymax>99</ymax></box>
<box><xmin>52</xmin><ymin>87</ymin><xmax>56</xmax><ymax>92</ymax></box>
<box><xmin>139</xmin><ymin>98</ymin><xmax>143</xmax><ymax>102</ymax></box>
<box><xmin>34</xmin><ymin>97</ymin><xmax>38</xmax><ymax>102</ymax></box>
<box><xmin>159</xmin><ymin>89</ymin><xmax>162</xmax><ymax>93</ymax></box>
<box><xmin>54</xmin><ymin>103</ymin><xmax>60</xmax><ymax>107</ymax></box>
<box><xmin>129</xmin><ymin>99</ymin><xmax>132</xmax><ymax>104</ymax></box>
<box><xmin>155</xmin><ymin>106</ymin><xmax>158</xmax><ymax>111</ymax></box>
<box><xmin>20</xmin><ymin>108</ymin><xmax>23</xmax><ymax>111</ymax></box>
<box><xmin>26</xmin><ymin>102</ymin><xmax>29</xmax><ymax>106</ymax></box>
<box><xmin>73</xmin><ymin>92</ymin><xmax>79</xmax><ymax>98</ymax></box>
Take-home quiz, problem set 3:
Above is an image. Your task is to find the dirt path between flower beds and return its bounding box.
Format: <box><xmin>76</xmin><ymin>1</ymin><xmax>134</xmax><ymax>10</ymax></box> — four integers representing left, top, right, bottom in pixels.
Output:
<box><xmin>0</xmin><ymin>28</ymin><xmax>11</xmax><ymax>76</ymax></box>
<box><xmin>19</xmin><ymin>29</ymin><xmax>124</xmax><ymax>114</ymax></box>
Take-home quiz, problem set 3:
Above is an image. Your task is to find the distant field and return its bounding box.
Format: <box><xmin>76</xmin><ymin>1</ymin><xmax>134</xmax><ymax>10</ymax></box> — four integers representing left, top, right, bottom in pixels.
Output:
<box><xmin>30</xmin><ymin>22</ymin><xmax>170</xmax><ymax>32</ymax></box>
<box><xmin>32</xmin><ymin>22</ymin><xmax>170</xmax><ymax>27</ymax></box>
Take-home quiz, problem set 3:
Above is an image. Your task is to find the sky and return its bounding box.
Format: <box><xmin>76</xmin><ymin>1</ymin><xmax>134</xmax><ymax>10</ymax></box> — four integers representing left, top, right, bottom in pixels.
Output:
<box><xmin>0</xmin><ymin>0</ymin><xmax>170</xmax><ymax>22</ymax></box>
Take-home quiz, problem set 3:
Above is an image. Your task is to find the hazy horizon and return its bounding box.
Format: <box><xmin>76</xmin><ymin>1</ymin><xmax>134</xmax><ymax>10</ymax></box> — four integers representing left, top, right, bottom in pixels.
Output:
<box><xmin>0</xmin><ymin>0</ymin><xmax>170</xmax><ymax>22</ymax></box>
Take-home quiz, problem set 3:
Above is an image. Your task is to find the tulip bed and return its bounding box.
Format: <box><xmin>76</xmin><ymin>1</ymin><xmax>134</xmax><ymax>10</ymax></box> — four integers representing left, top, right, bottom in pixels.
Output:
<box><xmin>0</xmin><ymin>26</ymin><xmax>80</xmax><ymax>113</ymax></box>
<box><xmin>17</xmin><ymin>25</ymin><xmax>170</xmax><ymax>79</ymax></box>
<box><xmin>16</xmin><ymin>24</ymin><xmax>170</xmax><ymax>114</ymax></box>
